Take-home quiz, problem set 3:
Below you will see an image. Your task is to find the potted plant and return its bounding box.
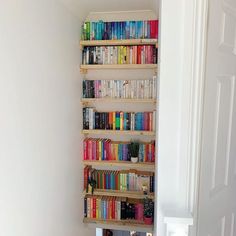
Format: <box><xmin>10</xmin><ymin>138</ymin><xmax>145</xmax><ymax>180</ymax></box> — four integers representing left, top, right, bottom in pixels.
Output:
<box><xmin>128</xmin><ymin>142</ymin><xmax>139</xmax><ymax>163</ymax></box>
<box><xmin>143</xmin><ymin>197</ymin><xmax>154</xmax><ymax>225</ymax></box>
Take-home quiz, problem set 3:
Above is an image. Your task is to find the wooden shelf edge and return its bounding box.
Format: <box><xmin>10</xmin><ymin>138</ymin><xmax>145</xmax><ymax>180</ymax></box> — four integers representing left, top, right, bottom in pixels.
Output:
<box><xmin>83</xmin><ymin>190</ymin><xmax>154</xmax><ymax>199</ymax></box>
<box><xmin>83</xmin><ymin>218</ymin><xmax>154</xmax><ymax>233</ymax></box>
<box><xmin>83</xmin><ymin>160</ymin><xmax>155</xmax><ymax>171</ymax></box>
<box><xmin>80</xmin><ymin>39</ymin><xmax>158</xmax><ymax>47</ymax></box>
<box><xmin>81</xmin><ymin>98</ymin><xmax>157</xmax><ymax>103</ymax></box>
<box><xmin>82</xmin><ymin>130</ymin><xmax>155</xmax><ymax>136</ymax></box>
<box><xmin>80</xmin><ymin>64</ymin><xmax>157</xmax><ymax>70</ymax></box>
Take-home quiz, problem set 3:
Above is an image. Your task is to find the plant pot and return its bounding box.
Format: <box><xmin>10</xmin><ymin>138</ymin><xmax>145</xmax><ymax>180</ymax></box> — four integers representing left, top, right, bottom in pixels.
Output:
<box><xmin>131</xmin><ymin>156</ymin><xmax>138</xmax><ymax>163</ymax></box>
<box><xmin>144</xmin><ymin>216</ymin><xmax>153</xmax><ymax>225</ymax></box>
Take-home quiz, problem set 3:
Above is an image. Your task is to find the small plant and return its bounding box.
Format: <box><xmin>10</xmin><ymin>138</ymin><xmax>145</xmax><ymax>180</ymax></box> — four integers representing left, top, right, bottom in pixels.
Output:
<box><xmin>143</xmin><ymin>197</ymin><xmax>154</xmax><ymax>222</ymax></box>
<box><xmin>128</xmin><ymin>142</ymin><xmax>139</xmax><ymax>157</ymax></box>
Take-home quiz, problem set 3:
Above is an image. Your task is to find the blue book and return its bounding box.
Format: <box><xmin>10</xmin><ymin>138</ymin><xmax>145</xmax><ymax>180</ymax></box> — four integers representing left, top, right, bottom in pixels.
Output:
<box><xmin>107</xmin><ymin>22</ymin><xmax>112</xmax><ymax>40</ymax></box>
<box><xmin>125</xmin><ymin>21</ymin><xmax>130</xmax><ymax>39</ymax></box>
<box><xmin>111</xmin><ymin>22</ymin><xmax>115</xmax><ymax>39</ymax></box>
<box><xmin>117</xmin><ymin>22</ymin><xmax>121</xmax><ymax>40</ymax></box>
<box><xmin>135</xmin><ymin>21</ymin><xmax>139</xmax><ymax>39</ymax></box>
<box><xmin>114</xmin><ymin>22</ymin><xmax>118</xmax><ymax>39</ymax></box>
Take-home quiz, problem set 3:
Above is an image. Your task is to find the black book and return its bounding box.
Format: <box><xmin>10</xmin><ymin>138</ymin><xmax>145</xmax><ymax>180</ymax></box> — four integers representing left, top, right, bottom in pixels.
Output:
<box><xmin>84</xmin><ymin>197</ymin><xmax>87</xmax><ymax>217</ymax></box>
<box><xmin>126</xmin><ymin>113</ymin><xmax>131</xmax><ymax>130</ymax></box>
<box><xmin>90</xmin><ymin>80</ymin><xmax>95</xmax><ymax>98</ymax></box>
<box><xmin>121</xmin><ymin>201</ymin><xmax>127</xmax><ymax>219</ymax></box>
<box><xmin>105</xmin><ymin>112</ymin><xmax>110</xmax><ymax>130</ymax></box>
<box><xmin>83</xmin><ymin>108</ymin><xmax>88</xmax><ymax>129</ymax></box>
<box><xmin>95</xmin><ymin>112</ymin><xmax>100</xmax><ymax>129</ymax></box>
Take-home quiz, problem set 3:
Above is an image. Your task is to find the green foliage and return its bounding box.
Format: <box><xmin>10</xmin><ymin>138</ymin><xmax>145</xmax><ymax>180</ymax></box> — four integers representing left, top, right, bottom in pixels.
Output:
<box><xmin>143</xmin><ymin>197</ymin><xmax>154</xmax><ymax>218</ymax></box>
<box><xmin>128</xmin><ymin>142</ymin><xmax>139</xmax><ymax>157</ymax></box>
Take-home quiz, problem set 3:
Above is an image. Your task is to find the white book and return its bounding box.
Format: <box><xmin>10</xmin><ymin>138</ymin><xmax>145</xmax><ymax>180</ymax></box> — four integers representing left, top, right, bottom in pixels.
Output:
<box><xmin>89</xmin><ymin>108</ymin><xmax>94</xmax><ymax>130</ymax></box>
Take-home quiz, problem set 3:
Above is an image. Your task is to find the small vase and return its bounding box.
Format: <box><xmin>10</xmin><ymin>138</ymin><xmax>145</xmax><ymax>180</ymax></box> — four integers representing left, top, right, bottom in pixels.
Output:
<box><xmin>131</xmin><ymin>156</ymin><xmax>138</xmax><ymax>163</ymax></box>
<box><xmin>144</xmin><ymin>216</ymin><xmax>153</xmax><ymax>225</ymax></box>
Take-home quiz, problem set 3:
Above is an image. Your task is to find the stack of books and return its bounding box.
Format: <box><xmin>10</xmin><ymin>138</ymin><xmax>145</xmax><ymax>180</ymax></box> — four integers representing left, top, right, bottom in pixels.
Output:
<box><xmin>84</xmin><ymin>167</ymin><xmax>155</xmax><ymax>193</ymax></box>
<box><xmin>83</xmin><ymin>78</ymin><xmax>156</xmax><ymax>99</ymax></box>
<box><xmin>82</xmin><ymin>45</ymin><xmax>157</xmax><ymax>65</ymax></box>
<box><xmin>84</xmin><ymin>196</ymin><xmax>147</xmax><ymax>221</ymax></box>
<box><xmin>83</xmin><ymin>138</ymin><xmax>155</xmax><ymax>162</ymax></box>
<box><xmin>83</xmin><ymin>108</ymin><xmax>156</xmax><ymax>131</ymax></box>
<box><xmin>81</xmin><ymin>20</ymin><xmax>158</xmax><ymax>40</ymax></box>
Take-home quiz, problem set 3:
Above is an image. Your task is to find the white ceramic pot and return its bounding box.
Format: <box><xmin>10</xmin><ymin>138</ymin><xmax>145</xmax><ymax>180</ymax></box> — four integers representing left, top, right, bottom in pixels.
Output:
<box><xmin>131</xmin><ymin>156</ymin><xmax>138</xmax><ymax>163</ymax></box>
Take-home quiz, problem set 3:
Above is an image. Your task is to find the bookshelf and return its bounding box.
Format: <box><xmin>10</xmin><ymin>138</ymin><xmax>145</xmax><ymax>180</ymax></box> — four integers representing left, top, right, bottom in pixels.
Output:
<box><xmin>81</xmin><ymin>98</ymin><xmax>157</xmax><ymax>104</ymax></box>
<box><xmin>80</xmin><ymin>39</ymin><xmax>158</xmax><ymax>47</ymax></box>
<box><xmin>83</xmin><ymin>218</ymin><xmax>154</xmax><ymax>233</ymax></box>
<box><xmin>83</xmin><ymin>189</ymin><xmax>155</xmax><ymax>199</ymax></box>
<box><xmin>82</xmin><ymin>130</ymin><xmax>155</xmax><ymax>136</ymax></box>
<box><xmin>80</xmin><ymin>16</ymin><xmax>158</xmax><ymax>233</ymax></box>
<box><xmin>83</xmin><ymin>160</ymin><xmax>155</xmax><ymax>171</ymax></box>
<box><xmin>80</xmin><ymin>64</ymin><xmax>157</xmax><ymax>74</ymax></box>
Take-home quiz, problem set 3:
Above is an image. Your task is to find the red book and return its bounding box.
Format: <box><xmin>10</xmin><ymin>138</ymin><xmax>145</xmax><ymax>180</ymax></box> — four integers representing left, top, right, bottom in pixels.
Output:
<box><xmin>93</xmin><ymin>197</ymin><xmax>96</xmax><ymax>218</ymax></box>
<box><xmin>84</xmin><ymin>166</ymin><xmax>88</xmax><ymax>190</ymax></box>
<box><xmin>83</xmin><ymin>138</ymin><xmax>88</xmax><ymax>160</ymax></box>
<box><xmin>137</xmin><ymin>46</ymin><xmax>141</xmax><ymax>64</ymax></box>
<box><xmin>96</xmin><ymin>139</ymin><xmax>99</xmax><ymax>160</ymax></box>
<box><xmin>92</xmin><ymin>139</ymin><xmax>96</xmax><ymax>160</ymax></box>
<box><xmin>88</xmin><ymin>138</ymin><xmax>92</xmax><ymax>160</ymax></box>
<box><xmin>108</xmin><ymin>140</ymin><xmax>111</xmax><ymax>160</ymax></box>
<box><xmin>109</xmin><ymin>198</ymin><xmax>113</xmax><ymax>219</ymax></box>
<box><xmin>152</xmin><ymin>142</ymin><xmax>155</xmax><ymax>162</ymax></box>
<box><xmin>149</xmin><ymin>112</ymin><xmax>153</xmax><ymax>131</ymax></box>
<box><xmin>112</xmin><ymin>197</ymin><xmax>115</xmax><ymax>219</ymax></box>
<box><xmin>155</xmin><ymin>20</ymin><xmax>159</xmax><ymax>39</ymax></box>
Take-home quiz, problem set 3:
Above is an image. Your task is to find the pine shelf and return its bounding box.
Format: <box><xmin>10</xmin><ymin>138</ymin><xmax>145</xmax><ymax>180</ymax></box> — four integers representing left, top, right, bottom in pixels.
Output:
<box><xmin>82</xmin><ymin>130</ymin><xmax>155</xmax><ymax>136</ymax></box>
<box><xmin>83</xmin><ymin>160</ymin><xmax>155</xmax><ymax>171</ymax></box>
<box><xmin>80</xmin><ymin>64</ymin><xmax>157</xmax><ymax>73</ymax></box>
<box><xmin>83</xmin><ymin>189</ymin><xmax>154</xmax><ymax>199</ymax></box>
<box><xmin>80</xmin><ymin>39</ymin><xmax>158</xmax><ymax>47</ymax></box>
<box><xmin>83</xmin><ymin>218</ymin><xmax>154</xmax><ymax>233</ymax></box>
<box><xmin>81</xmin><ymin>98</ymin><xmax>156</xmax><ymax>104</ymax></box>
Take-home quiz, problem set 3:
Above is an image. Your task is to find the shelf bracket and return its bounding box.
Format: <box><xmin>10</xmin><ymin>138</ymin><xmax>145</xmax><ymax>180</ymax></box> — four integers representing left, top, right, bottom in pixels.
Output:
<box><xmin>80</xmin><ymin>68</ymin><xmax>88</xmax><ymax>74</ymax></box>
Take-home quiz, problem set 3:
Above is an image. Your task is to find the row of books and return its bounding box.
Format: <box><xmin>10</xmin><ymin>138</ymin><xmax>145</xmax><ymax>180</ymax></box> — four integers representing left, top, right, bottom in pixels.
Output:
<box><xmin>82</xmin><ymin>46</ymin><xmax>157</xmax><ymax>65</ymax></box>
<box><xmin>82</xmin><ymin>78</ymin><xmax>157</xmax><ymax>99</ymax></box>
<box><xmin>84</xmin><ymin>196</ymin><xmax>146</xmax><ymax>221</ymax></box>
<box><xmin>84</xmin><ymin>167</ymin><xmax>155</xmax><ymax>192</ymax></box>
<box><xmin>83</xmin><ymin>138</ymin><xmax>155</xmax><ymax>162</ymax></box>
<box><xmin>83</xmin><ymin>108</ymin><xmax>156</xmax><ymax>131</ymax></box>
<box><xmin>81</xmin><ymin>20</ymin><xmax>158</xmax><ymax>41</ymax></box>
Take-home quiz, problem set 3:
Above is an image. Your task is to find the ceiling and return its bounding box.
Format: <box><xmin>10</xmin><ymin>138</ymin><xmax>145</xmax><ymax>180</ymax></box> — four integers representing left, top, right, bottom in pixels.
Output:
<box><xmin>59</xmin><ymin>0</ymin><xmax>158</xmax><ymax>20</ymax></box>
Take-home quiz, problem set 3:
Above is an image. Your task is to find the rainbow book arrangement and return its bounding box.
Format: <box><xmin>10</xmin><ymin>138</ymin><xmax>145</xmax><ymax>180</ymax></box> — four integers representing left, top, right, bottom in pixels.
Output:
<box><xmin>81</xmin><ymin>20</ymin><xmax>158</xmax><ymax>41</ymax></box>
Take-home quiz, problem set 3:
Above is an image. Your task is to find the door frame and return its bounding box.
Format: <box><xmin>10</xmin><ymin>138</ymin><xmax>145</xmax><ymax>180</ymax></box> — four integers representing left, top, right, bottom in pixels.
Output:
<box><xmin>185</xmin><ymin>0</ymin><xmax>209</xmax><ymax>235</ymax></box>
<box><xmin>156</xmin><ymin>0</ymin><xmax>209</xmax><ymax>235</ymax></box>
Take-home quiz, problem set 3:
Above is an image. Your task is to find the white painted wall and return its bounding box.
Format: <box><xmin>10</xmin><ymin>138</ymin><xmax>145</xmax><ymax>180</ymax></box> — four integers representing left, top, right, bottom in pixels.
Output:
<box><xmin>0</xmin><ymin>0</ymin><xmax>94</xmax><ymax>236</ymax></box>
<box><xmin>157</xmin><ymin>0</ymin><xmax>195</xmax><ymax>235</ymax></box>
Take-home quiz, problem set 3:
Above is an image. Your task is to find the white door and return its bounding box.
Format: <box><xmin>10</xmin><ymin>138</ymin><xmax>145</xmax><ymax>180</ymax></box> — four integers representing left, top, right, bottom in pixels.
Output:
<box><xmin>197</xmin><ymin>0</ymin><xmax>236</xmax><ymax>235</ymax></box>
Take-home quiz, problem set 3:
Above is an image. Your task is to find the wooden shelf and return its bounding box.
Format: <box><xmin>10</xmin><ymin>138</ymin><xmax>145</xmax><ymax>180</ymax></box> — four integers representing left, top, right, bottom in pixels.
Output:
<box><xmin>82</xmin><ymin>130</ymin><xmax>155</xmax><ymax>136</ymax></box>
<box><xmin>80</xmin><ymin>64</ymin><xmax>157</xmax><ymax>73</ymax></box>
<box><xmin>80</xmin><ymin>39</ymin><xmax>158</xmax><ymax>47</ymax></box>
<box><xmin>81</xmin><ymin>98</ymin><xmax>156</xmax><ymax>104</ymax></box>
<box><xmin>83</xmin><ymin>218</ymin><xmax>154</xmax><ymax>233</ymax></box>
<box><xmin>83</xmin><ymin>189</ymin><xmax>154</xmax><ymax>199</ymax></box>
<box><xmin>83</xmin><ymin>160</ymin><xmax>155</xmax><ymax>171</ymax></box>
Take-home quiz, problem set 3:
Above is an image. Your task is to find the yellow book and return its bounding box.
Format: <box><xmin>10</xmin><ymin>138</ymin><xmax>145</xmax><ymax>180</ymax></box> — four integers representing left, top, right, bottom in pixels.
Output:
<box><xmin>98</xmin><ymin>139</ymin><xmax>102</xmax><ymax>161</ymax></box>
<box><xmin>123</xmin><ymin>46</ymin><xmax>127</xmax><ymax>64</ymax></box>
<box><xmin>120</xmin><ymin>112</ymin><xmax>124</xmax><ymax>130</ymax></box>
<box><xmin>112</xmin><ymin>112</ymin><xmax>116</xmax><ymax>130</ymax></box>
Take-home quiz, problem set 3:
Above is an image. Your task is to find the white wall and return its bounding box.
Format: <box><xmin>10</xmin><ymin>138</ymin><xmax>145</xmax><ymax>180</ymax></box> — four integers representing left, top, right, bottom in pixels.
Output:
<box><xmin>157</xmin><ymin>0</ymin><xmax>194</xmax><ymax>234</ymax></box>
<box><xmin>0</xmin><ymin>1</ymin><xmax>94</xmax><ymax>236</ymax></box>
